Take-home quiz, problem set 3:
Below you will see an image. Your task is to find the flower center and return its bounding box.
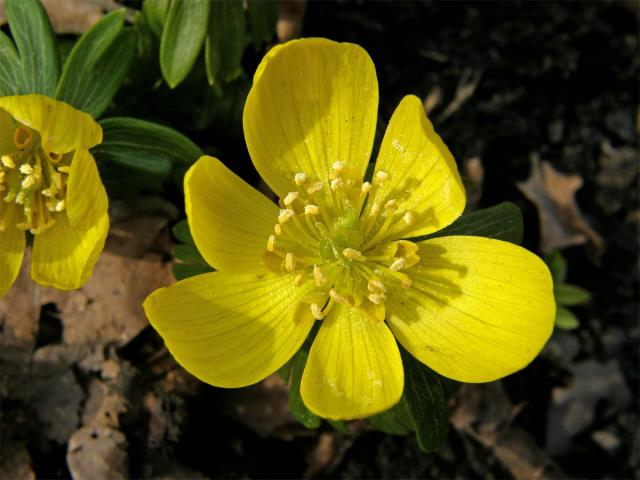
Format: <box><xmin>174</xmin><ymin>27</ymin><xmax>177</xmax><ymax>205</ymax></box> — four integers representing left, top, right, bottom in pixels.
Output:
<box><xmin>0</xmin><ymin>124</ymin><xmax>70</xmax><ymax>235</ymax></box>
<box><xmin>262</xmin><ymin>161</ymin><xmax>420</xmax><ymax>322</ymax></box>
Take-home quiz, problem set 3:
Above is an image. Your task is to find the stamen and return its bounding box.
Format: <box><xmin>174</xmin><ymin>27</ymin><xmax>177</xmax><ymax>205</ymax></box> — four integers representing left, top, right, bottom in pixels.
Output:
<box><xmin>310</xmin><ymin>303</ymin><xmax>324</xmax><ymax>320</ymax></box>
<box><xmin>294</xmin><ymin>172</ymin><xmax>308</xmax><ymax>185</ymax></box>
<box><xmin>367</xmin><ymin>279</ymin><xmax>386</xmax><ymax>294</ymax></box>
<box><xmin>57</xmin><ymin>166</ymin><xmax>71</xmax><ymax>174</ymax></box>
<box><xmin>267</xmin><ymin>235</ymin><xmax>276</xmax><ymax>252</ymax></box>
<box><xmin>342</xmin><ymin>248</ymin><xmax>364</xmax><ymax>261</ymax></box>
<box><xmin>274</xmin><ymin>224</ymin><xmax>283</xmax><ymax>235</ymax></box>
<box><xmin>278</xmin><ymin>208</ymin><xmax>295</xmax><ymax>224</ymax></box>
<box><xmin>283</xmin><ymin>192</ymin><xmax>299</xmax><ymax>206</ymax></box>
<box><xmin>284</xmin><ymin>252</ymin><xmax>296</xmax><ymax>272</ymax></box>
<box><xmin>368</xmin><ymin>293</ymin><xmax>385</xmax><ymax>305</ymax></box>
<box><xmin>19</xmin><ymin>164</ymin><xmax>33</xmax><ymax>175</ymax></box>
<box><xmin>403</xmin><ymin>211</ymin><xmax>415</xmax><ymax>226</ymax></box>
<box><xmin>360</xmin><ymin>182</ymin><xmax>371</xmax><ymax>194</ymax></box>
<box><xmin>390</xmin><ymin>257</ymin><xmax>406</xmax><ymax>271</ymax></box>
<box><xmin>1</xmin><ymin>155</ymin><xmax>15</xmax><ymax>169</ymax></box>
<box><xmin>329</xmin><ymin>288</ymin><xmax>346</xmax><ymax>303</ymax></box>
<box><xmin>304</xmin><ymin>204</ymin><xmax>320</xmax><ymax>215</ymax></box>
<box><xmin>384</xmin><ymin>199</ymin><xmax>398</xmax><ymax>211</ymax></box>
<box><xmin>313</xmin><ymin>265</ymin><xmax>326</xmax><ymax>286</ymax></box>
<box><xmin>330</xmin><ymin>178</ymin><xmax>343</xmax><ymax>191</ymax></box>
<box><xmin>293</xmin><ymin>274</ymin><xmax>305</xmax><ymax>286</ymax></box>
<box><xmin>21</xmin><ymin>175</ymin><xmax>38</xmax><ymax>189</ymax></box>
<box><xmin>375</xmin><ymin>170</ymin><xmax>389</xmax><ymax>183</ymax></box>
<box><xmin>307</xmin><ymin>182</ymin><xmax>323</xmax><ymax>195</ymax></box>
<box><xmin>332</xmin><ymin>160</ymin><xmax>345</xmax><ymax>172</ymax></box>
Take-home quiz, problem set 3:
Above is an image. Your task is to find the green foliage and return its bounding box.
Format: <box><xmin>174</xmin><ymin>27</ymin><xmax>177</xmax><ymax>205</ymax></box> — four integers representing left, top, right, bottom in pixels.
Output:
<box><xmin>205</xmin><ymin>0</ymin><xmax>247</xmax><ymax>85</ymax></box>
<box><xmin>55</xmin><ymin>10</ymin><xmax>135</xmax><ymax>117</ymax></box>
<box><xmin>0</xmin><ymin>31</ymin><xmax>22</xmax><ymax>96</ymax></box>
<box><xmin>246</xmin><ymin>0</ymin><xmax>278</xmax><ymax>49</ymax></box>
<box><xmin>285</xmin><ymin>349</ymin><xmax>322</xmax><ymax>429</ymax></box>
<box><xmin>424</xmin><ymin>201</ymin><xmax>524</xmax><ymax>244</ymax></box>
<box><xmin>169</xmin><ymin>220</ymin><xmax>214</xmax><ymax>281</ymax></box>
<box><xmin>160</xmin><ymin>0</ymin><xmax>211</xmax><ymax>88</ymax></box>
<box><xmin>545</xmin><ymin>251</ymin><xmax>592</xmax><ymax>330</ymax></box>
<box><xmin>4</xmin><ymin>0</ymin><xmax>60</xmax><ymax>95</ymax></box>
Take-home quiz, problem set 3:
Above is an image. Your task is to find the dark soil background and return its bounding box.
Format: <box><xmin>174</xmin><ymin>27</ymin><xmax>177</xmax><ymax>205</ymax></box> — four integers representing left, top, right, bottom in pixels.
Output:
<box><xmin>1</xmin><ymin>1</ymin><xmax>638</xmax><ymax>479</ymax></box>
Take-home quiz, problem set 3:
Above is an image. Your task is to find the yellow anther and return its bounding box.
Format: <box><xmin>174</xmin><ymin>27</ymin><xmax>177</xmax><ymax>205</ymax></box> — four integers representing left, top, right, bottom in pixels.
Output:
<box><xmin>285</xmin><ymin>252</ymin><xmax>296</xmax><ymax>272</ymax></box>
<box><xmin>55</xmin><ymin>200</ymin><xmax>66</xmax><ymax>212</ymax></box>
<box><xmin>278</xmin><ymin>208</ymin><xmax>295</xmax><ymax>224</ymax></box>
<box><xmin>400</xmin><ymin>274</ymin><xmax>412</xmax><ymax>288</ymax></box>
<box><xmin>283</xmin><ymin>191</ymin><xmax>299</xmax><ymax>206</ymax></box>
<box><xmin>41</xmin><ymin>186</ymin><xmax>57</xmax><ymax>197</ymax></box>
<box><xmin>304</xmin><ymin>204</ymin><xmax>320</xmax><ymax>215</ymax></box>
<box><xmin>403</xmin><ymin>211</ymin><xmax>415</xmax><ymax>226</ymax></box>
<box><xmin>267</xmin><ymin>235</ymin><xmax>276</xmax><ymax>252</ymax></box>
<box><xmin>0</xmin><ymin>171</ymin><xmax>5</xmax><ymax>182</ymax></box>
<box><xmin>313</xmin><ymin>265</ymin><xmax>326</xmax><ymax>286</ymax></box>
<box><xmin>21</xmin><ymin>175</ymin><xmax>37</xmax><ymax>189</ymax></box>
<box><xmin>332</xmin><ymin>160</ymin><xmax>345</xmax><ymax>172</ymax></box>
<box><xmin>375</xmin><ymin>171</ymin><xmax>389</xmax><ymax>183</ymax></box>
<box><xmin>57</xmin><ymin>166</ymin><xmax>71</xmax><ymax>174</ymax></box>
<box><xmin>15</xmin><ymin>192</ymin><xmax>25</xmax><ymax>204</ymax></box>
<box><xmin>329</xmin><ymin>288</ymin><xmax>346</xmax><ymax>303</ymax></box>
<box><xmin>368</xmin><ymin>293</ymin><xmax>385</xmax><ymax>305</ymax></box>
<box><xmin>330</xmin><ymin>178</ymin><xmax>343</xmax><ymax>191</ymax></box>
<box><xmin>293</xmin><ymin>274</ymin><xmax>305</xmax><ymax>286</ymax></box>
<box><xmin>367</xmin><ymin>279</ymin><xmax>386</xmax><ymax>294</ymax></box>
<box><xmin>342</xmin><ymin>247</ymin><xmax>364</xmax><ymax>261</ymax></box>
<box><xmin>384</xmin><ymin>199</ymin><xmax>398</xmax><ymax>211</ymax></box>
<box><xmin>274</xmin><ymin>224</ymin><xmax>283</xmax><ymax>236</ymax></box>
<box><xmin>307</xmin><ymin>182</ymin><xmax>323</xmax><ymax>195</ymax></box>
<box><xmin>294</xmin><ymin>172</ymin><xmax>308</xmax><ymax>185</ymax></box>
<box><xmin>19</xmin><ymin>164</ymin><xmax>33</xmax><ymax>175</ymax></box>
<box><xmin>310</xmin><ymin>303</ymin><xmax>324</xmax><ymax>320</ymax></box>
<box><xmin>390</xmin><ymin>257</ymin><xmax>406</xmax><ymax>271</ymax></box>
<box><xmin>1</xmin><ymin>155</ymin><xmax>15</xmax><ymax>168</ymax></box>
<box><xmin>361</xmin><ymin>182</ymin><xmax>371</xmax><ymax>194</ymax></box>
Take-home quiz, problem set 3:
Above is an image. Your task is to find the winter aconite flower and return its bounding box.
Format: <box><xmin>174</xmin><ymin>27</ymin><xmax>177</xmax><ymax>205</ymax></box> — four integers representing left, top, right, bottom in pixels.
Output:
<box><xmin>0</xmin><ymin>94</ymin><xmax>108</xmax><ymax>296</ymax></box>
<box><xmin>144</xmin><ymin>39</ymin><xmax>555</xmax><ymax>420</ymax></box>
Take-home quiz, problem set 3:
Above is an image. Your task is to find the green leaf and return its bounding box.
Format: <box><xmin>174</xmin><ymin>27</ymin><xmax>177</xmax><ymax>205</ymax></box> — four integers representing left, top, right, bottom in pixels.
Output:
<box><xmin>92</xmin><ymin>117</ymin><xmax>202</xmax><ymax>175</ymax></box>
<box><xmin>172</xmin><ymin>244</ymin><xmax>206</xmax><ymax>265</ymax></box>
<box><xmin>143</xmin><ymin>0</ymin><xmax>172</xmax><ymax>37</ymax></box>
<box><xmin>246</xmin><ymin>0</ymin><xmax>277</xmax><ymax>48</ymax></box>
<box><xmin>56</xmin><ymin>10</ymin><xmax>135</xmax><ymax>118</ymax></box>
<box><xmin>545</xmin><ymin>251</ymin><xmax>568</xmax><ymax>283</ymax></box>
<box><xmin>160</xmin><ymin>0</ymin><xmax>210</xmax><ymax>88</ymax></box>
<box><xmin>0</xmin><ymin>30</ymin><xmax>22</xmax><ymax>96</ymax></box>
<box><xmin>205</xmin><ymin>0</ymin><xmax>246</xmax><ymax>85</ymax></box>
<box><xmin>288</xmin><ymin>349</ymin><xmax>322</xmax><ymax>429</ymax></box>
<box><xmin>172</xmin><ymin>262</ymin><xmax>213</xmax><ymax>281</ymax></box>
<box><xmin>555</xmin><ymin>306</ymin><xmax>580</xmax><ymax>330</ymax></box>
<box><xmin>368</xmin><ymin>397</ymin><xmax>414</xmax><ymax>436</ymax></box>
<box><xmin>423</xmin><ymin>202</ymin><xmax>524</xmax><ymax>244</ymax></box>
<box><xmin>5</xmin><ymin>0</ymin><xmax>60</xmax><ymax>95</ymax></box>
<box><xmin>555</xmin><ymin>284</ymin><xmax>591</xmax><ymax>306</ymax></box>
<box><xmin>327</xmin><ymin>419</ymin><xmax>349</xmax><ymax>433</ymax></box>
<box><xmin>401</xmin><ymin>349</ymin><xmax>456</xmax><ymax>452</ymax></box>
<box><xmin>172</xmin><ymin>220</ymin><xmax>195</xmax><ymax>246</ymax></box>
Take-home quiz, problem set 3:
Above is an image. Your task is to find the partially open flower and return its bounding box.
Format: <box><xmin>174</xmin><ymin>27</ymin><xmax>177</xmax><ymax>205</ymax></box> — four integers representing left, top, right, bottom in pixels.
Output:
<box><xmin>0</xmin><ymin>94</ymin><xmax>109</xmax><ymax>295</ymax></box>
<box><xmin>144</xmin><ymin>39</ymin><xmax>555</xmax><ymax>420</ymax></box>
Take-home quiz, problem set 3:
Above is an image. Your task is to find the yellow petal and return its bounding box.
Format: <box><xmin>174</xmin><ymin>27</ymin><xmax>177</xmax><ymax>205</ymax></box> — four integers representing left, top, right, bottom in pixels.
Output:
<box><xmin>386</xmin><ymin>236</ymin><xmax>555</xmax><ymax>383</ymax></box>
<box><xmin>143</xmin><ymin>271</ymin><xmax>315</xmax><ymax>388</ymax></box>
<box><xmin>31</xmin><ymin>212</ymin><xmax>109</xmax><ymax>290</ymax></box>
<box><xmin>301</xmin><ymin>304</ymin><xmax>403</xmax><ymax>420</ymax></box>
<box><xmin>0</xmin><ymin>94</ymin><xmax>102</xmax><ymax>153</ymax></box>
<box><xmin>367</xmin><ymin>95</ymin><xmax>466</xmax><ymax>239</ymax></box>
<box><xmin>185</xmin><ymin>155</ymin><xmax>278</xmax><ymax>273</ymax></box>
<box><xmin>66</xmin><ymin>149</ymin><xmax>108</xmax><ymax>230</ymax></box>
<box><xmin>0</xmin><ymin>108</ymin><xmax>16</xmax><ymax>155</ymax></box>
<box><xmin>0</xmin><ymin>206</ymin><xmax>26</xmax><ymax>297</ymax></box>
<box><xmin>244</xmin><ymin>38</ymin><xmax>378</xmax><ymax>198</ymax></box>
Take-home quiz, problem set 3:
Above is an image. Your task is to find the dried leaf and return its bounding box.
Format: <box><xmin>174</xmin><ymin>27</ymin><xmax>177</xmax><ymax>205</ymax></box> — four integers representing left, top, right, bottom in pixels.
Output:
<box><xmin>66</xmin><ymin>426</ymin><xmax>128</xmax><ymax>479</ymax></box>
<box><xmin>517</xmin><ymin>155</ymin><xmax>604</xmax><ymax>253</ymax></box>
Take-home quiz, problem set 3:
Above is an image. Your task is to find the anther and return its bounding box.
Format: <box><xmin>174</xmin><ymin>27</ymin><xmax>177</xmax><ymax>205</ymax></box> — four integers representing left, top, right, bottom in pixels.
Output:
<box><xmin>294</xmin><ymin>172</ymin><xmax>308</xmax><ymax>185</ymax></box>
<box><xmin>330</xmin><ymin>178</ymin><xmax>343</xmax><ymax>191</ymax></box>
<box><xmin>342</xmin><ymin>248</ymin><xmax>364</xmax><ymax>261</ymax></box>
<box><xmin>58</xmin><ymin>166</ymin><xmax>71</xmax><ymax>174</ymax></box>
<box><xmin>403</xmin><ymin>211</ymin><xmax>415</xmax><ymax>226</ymax></box>
<box><xmin>307</xmin><ymin>182</ymin><xmax>323</xmax><ymax>195</ymax></box>
<box><xmin>284</xmin><ymin>252</ymin><xmax>296</xmax><ymax>272</ymax></box>
<box><xmin>375</xmin><ymin>171</ymin><xmax>389</xmax><ymax>183</ymax></box>
<box><xmin>54</xmin><ymin>200</ymin><xmax>66</xmax><ymax>212</ymax></box>
<box><xmin>21</xmin><ymin>175</ymin><xmax>37</xmax><ymax>189</ymax></box>
<box><xmin>310</xmin><ymin>303</ymin><xmax>324</xmax><ymax>320</ymax></box>
<box><xmin>390</xmin><ymin>257</ymin><xmax>406</xmax><ymax>271</ymax></box>
<box><xmin>278</xmin><ymin>209</ymin><xmax>295</xmax><ymax>224</ymax></box>
<box><xmin>1</xmin><ymin>155</ymin><xmax>15</xmax><ymax>169</ymax></box>
<box><xmin>329</xmin><ymin>288</ymin><xmax>346</xmax><ymax>303</ymax></box>
<box><xmin>360</xmin><ymin>182</ymin><xmax>371</xmax><ymax>194</ymax></box>
<box><xmin>304</xmin><ymin>204</ymin><xmax>320</xmax><ymax>215</ymax></box>
<box><xmin>368</xmin><ymin>293</ymin><xmax>385</xmax><ymax>305</ymax></box>
<box><xmin>19</xmin><ymin>164</ymin><xmax>33</xmax><ymax>175</ymax></box>
<box><xmin>267</xmin><ymin>235</ymin><xmax>276</xmax><ymax>252</ymax></box>
<box><xmin>293</xmin><ymin>274</ymin><xmax>305</xmax><ymax>286</ymax></box>
<box><xmin>367</xmin><ymin>279</ymin><xmax>386</xmax><ymax>294</ymax></box>
<box><xmin>283</xmin><ymin>192</ymin><xmax>299</xmax><ymax>206</ymax></box>
<box><xmin>274</xmin><ymin>224</ymin><xmax>283</xmax><ymax>236</ymax></box>
<box><xmin>384</xmin><ymin>199</ymin><xmax>398</xmax><ymax>211</ymax></box>
<box><xmin>332</xmin><ymin>160</ymin><xmax>345</xmax><ymax>172</ymax></box>
<box><xmin>313</xmin><ymin>265</ymin><xmax>326</xmax><ymax>286</ymax></box>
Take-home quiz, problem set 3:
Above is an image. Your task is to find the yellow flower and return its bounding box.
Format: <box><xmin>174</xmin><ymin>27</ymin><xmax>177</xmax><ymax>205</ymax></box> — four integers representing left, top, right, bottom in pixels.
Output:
<box><xmin>144</xmin><ymin>39</ymin><xmax>555</xmax><ymax>420</ymax></box>
<box><xmin>0</xmin><ymin>94</ymin><xmax>109</xmax><ymax>296</ymax></box>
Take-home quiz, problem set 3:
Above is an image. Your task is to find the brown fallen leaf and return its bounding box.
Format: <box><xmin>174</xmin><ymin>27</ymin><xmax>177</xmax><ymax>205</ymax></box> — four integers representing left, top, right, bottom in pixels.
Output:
<box><xmin>277</xmin><ymin>0</ymin><xmax>307</xmax><ymax>42</ymax></box>
<box><xmin>0</xmin><ymin>0</ymin><xmax>128</xmax><ymax>34</ymax></box>
<box><xmin>517</xmin><ymin>155</ymin><xmax>604</xmax><ymax>254</ymax></box>
<box><xmin>463</xmin><ymin>156</ymin><xmax>484</xmax><ymax>210</ymax></box>
<box><xmin>437</xmin><ymin>68</ymin><xmax>483</xmax><ymax>122</ymax></box>
<box><xmin>66</xmin><ymin>426</ymin><xmax>128</xmax><ymax>480</ymax></box>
